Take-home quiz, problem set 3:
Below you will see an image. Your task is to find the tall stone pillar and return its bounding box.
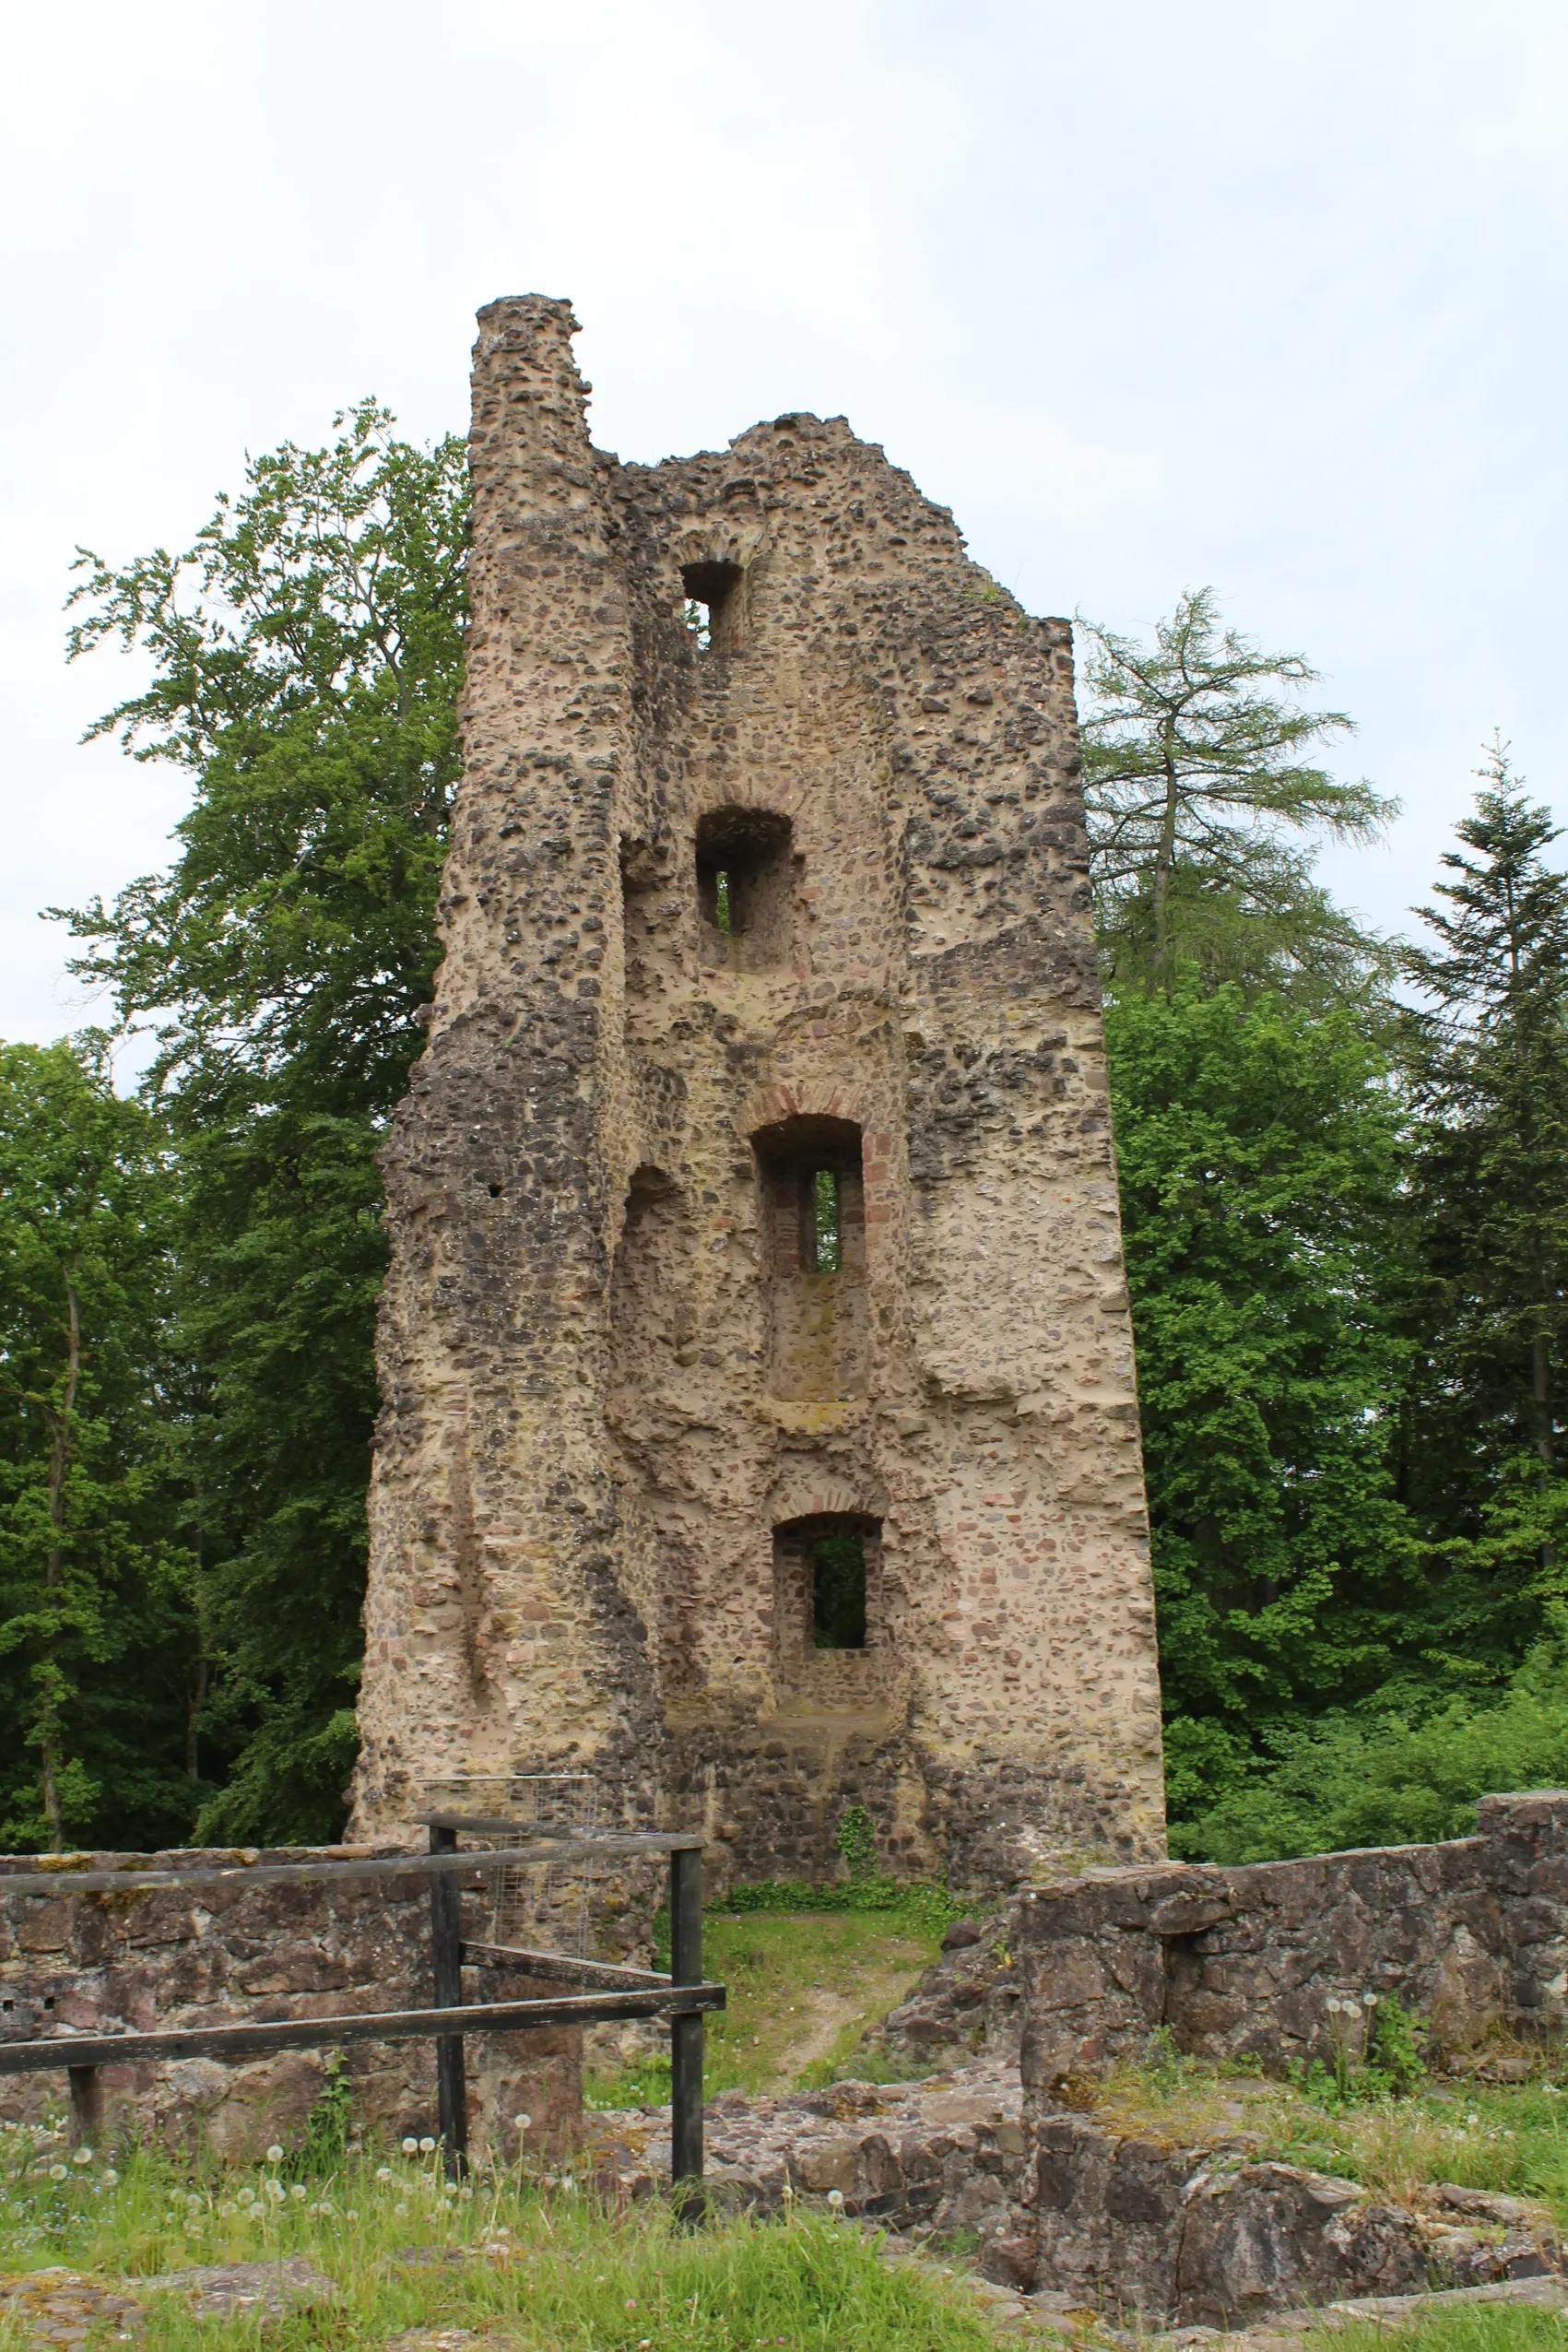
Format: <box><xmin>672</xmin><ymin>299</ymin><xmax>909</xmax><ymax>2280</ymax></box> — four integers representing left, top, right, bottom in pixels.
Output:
<box><xmin>353</xmin><ymin>296</ymin><xmax>1167</xmax><ymax>1884</ymax></box>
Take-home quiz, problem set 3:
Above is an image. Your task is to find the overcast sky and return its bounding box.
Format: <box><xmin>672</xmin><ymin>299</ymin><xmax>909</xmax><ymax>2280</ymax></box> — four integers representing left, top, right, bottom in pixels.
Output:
<box><xmin>4</xmin><ymin>0</ymin><xmax>1565</xmax><ymax>1050</ymax></box>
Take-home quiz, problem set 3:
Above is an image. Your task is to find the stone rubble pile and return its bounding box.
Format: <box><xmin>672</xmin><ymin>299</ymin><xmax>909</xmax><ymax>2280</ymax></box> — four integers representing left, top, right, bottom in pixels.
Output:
<box><xmin>587</xmin><ymin>2063</ymin><xmax>1566</xmax><ymax>2324</ymax></box>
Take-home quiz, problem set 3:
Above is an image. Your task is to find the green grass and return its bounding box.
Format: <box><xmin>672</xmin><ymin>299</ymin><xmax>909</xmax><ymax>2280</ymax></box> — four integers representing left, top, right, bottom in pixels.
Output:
<box><xmin>589</xmin><ymin>1907</ymin><xmax>945</xmax><ymax>2107</ymax></box>
<box><xmin>1267</xmin><ymin>2080</ymin><xmax>1568</xmax><ymax>2216</ymax></box>
<box><xmin>0</xmin><ymin>2118</ymin><xmax>1004</xmax><ymax>2350</ymax></box>
<box><xmin>1319</xmin><ymin>2310</ymin><xmax>1568</xmax><ymax>2352</ymax></box>
<box><xmin>1080</xmin><ymin>2049</ymin><xmax>1568</xmax><ymax>2226</ymax></box>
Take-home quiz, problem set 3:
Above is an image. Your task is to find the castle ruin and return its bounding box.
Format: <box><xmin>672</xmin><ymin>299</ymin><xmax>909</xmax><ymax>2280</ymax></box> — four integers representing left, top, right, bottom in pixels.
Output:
<box><xmin>350</xmin><ymin>296</ymin><xmax>1165</xmax><ymax>1884</ymax></box>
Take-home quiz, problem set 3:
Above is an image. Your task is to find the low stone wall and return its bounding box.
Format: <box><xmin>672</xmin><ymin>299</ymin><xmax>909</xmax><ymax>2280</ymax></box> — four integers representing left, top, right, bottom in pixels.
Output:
<box><xmin>0</xmin><ymin>1847</ymin><xmax>581</xmax><ymax>2161</ymax></box>
<box><xmin>883</xmin><ymin>1791</ymin><xmax>1568</xmax><ymax>2090</ymax></box>
<box><xmin>589</xmin><ymin>2062</ymin><xmax>1562</xmax><ymax>2322</ymax></box>
<box><xmin>1032</xmin><ymin>2121</ymin><xmax>1560</xmax><ymax>2323</ymax></box>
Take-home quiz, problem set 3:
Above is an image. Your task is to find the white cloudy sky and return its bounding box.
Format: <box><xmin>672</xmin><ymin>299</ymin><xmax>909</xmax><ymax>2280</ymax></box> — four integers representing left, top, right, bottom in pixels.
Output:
<box><xmin>4</xmin><ymin>0</ymin><xmax>1565</xmax><ymax>1048</ymax></box>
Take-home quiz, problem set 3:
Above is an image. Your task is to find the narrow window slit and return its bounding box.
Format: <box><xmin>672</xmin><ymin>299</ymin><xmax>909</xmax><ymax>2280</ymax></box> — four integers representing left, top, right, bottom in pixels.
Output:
<box><xmin>751</xmin><ymin>1114</ymin><xmax>867</xmax><ymax>1400</ymax></box>
<box><xmin>809</xmin><ymin>1168</ymin><xmax>841</xmax><ymax>1271</ymax></box>
<box><xmin>683</xmin><ymin>597</ymin><xmax>712</xmax><ymax>652</ymax></box>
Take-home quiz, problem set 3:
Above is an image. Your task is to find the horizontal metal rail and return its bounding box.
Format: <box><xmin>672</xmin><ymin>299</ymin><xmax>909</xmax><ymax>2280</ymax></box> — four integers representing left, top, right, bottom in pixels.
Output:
<box><xmin>462</xmin><ymin>1942</ymin><xmax>671</xmax><ymax>1991</ymax></box>
<box><xmin>0</xmin><ymin>1836</ymin><xmax>697</xmax><ymax>1901</ymax></box>
<box><xmin>0</xmin><ymin>1983</ymin><xmax>726</xmax><ymax>2074</ymax></box>
<box><xmin>415</xmin><ymin>1814</ymin><xmax>701</xmax><ymax>1850</ymax></box>
<box><xmin>0</xmin><ymin>1814</ymin><xmax>717</xmax><ymax>2206</ymax></box>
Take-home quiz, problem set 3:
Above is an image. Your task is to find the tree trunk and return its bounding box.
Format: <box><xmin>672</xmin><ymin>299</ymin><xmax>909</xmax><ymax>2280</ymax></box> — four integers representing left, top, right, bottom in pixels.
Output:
<box><xmin>39</xmin><ymin>1275</ymin><xmax>81</xmax><ymax>1853</ymax></box>
<box><xmin>1532</xmin><ymin>1326</ymin><xmax>1555</xmax><ymax>1474</ymax></box>
<box><xmin>1150</xmin><ymin>729</ymin><xmax>1180</xmax><ymax>984</ymax></box>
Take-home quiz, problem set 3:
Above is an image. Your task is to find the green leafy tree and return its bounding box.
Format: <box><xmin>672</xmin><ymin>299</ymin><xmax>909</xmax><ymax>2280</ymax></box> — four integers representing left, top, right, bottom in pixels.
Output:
<box><xmin>1107</xmin><ymin>985</ymin><xmax>1419</xmax><ymax>1836</ymax></box>
<box><xmin>1079</xmin><ymin>587</ymin><xmax>1395</xmax><ymax>994</ymax></box>
<box><xmin>57</xmin><ymin>402</ymin><xmax>467</xmax><ymax>1839</ymax></box>
<box><xmin>1181</xmin><ymin>1612</ymin><xmax>1568</xmax><ymax>1864</ymax></box>
<box><xmin>0</xmin><ymin>1040</ymin><xmax>198</xmax><ymax>1850</ymax></box>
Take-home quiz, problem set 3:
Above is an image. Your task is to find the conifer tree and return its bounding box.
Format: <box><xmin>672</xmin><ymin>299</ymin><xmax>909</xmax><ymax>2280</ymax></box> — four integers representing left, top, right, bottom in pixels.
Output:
<box><xmin>1400</xmin><ymin>745</ymin><xmax>1568</xmax><ymax>1566</ymax></box>
<box><xmin>1079</xmin><ymin>587</ymin><xmax>1394</xmax><ymax>995</ymax></box>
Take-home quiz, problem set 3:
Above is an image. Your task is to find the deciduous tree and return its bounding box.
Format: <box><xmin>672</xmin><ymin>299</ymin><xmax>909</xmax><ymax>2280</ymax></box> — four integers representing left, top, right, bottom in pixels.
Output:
<box><xmin>1107</xmin><ymin>984</ymin><xmax>1418</xmax><ymax>1835</ymax></box>
<box><xmin>0</xmin><ymin>1040</ymin><xmax>196</xmax><ymax>1850</ymax></box>
<box><xmin>57</xmin><ymin>404</ymin><xmax>467</xmax><ymax>1838</ymax></box>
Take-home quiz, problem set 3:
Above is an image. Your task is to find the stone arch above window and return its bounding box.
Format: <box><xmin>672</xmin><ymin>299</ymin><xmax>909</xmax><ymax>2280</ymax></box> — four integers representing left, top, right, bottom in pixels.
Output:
<box><xmin>750</xmin><ymin>1113</ymin><xmax>867</xmax><ymax>1401</ymax></box>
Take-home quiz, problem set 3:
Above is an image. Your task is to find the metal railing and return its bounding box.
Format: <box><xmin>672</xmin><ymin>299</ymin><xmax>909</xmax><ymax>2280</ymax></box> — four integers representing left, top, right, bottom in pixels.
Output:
<box><xmin>0</xmin><ymin>1818</ymin><xmax>723</xmax><ymax>2195</ymax></box>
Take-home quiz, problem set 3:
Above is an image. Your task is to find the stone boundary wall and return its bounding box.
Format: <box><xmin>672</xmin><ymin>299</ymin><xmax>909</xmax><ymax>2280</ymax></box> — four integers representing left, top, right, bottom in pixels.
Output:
<box><xmin>0</xmin><ymin>1847</ymin><xmax>581</xmax><ymax>2161</ymax></box>
<box><xmin>882</xmin><ymin>1792</ymin><xmax>1568</xmax><ymax>2088</ymax></box>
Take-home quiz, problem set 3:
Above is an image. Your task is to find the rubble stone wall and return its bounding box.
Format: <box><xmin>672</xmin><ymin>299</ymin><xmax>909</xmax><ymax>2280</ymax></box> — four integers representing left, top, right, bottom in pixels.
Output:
<box><xmin>352</xmin><ymin>292</ymin><xmax>1165</xmax><ymax>1885</ymax></box>
<box><xmin>0</xmin><ymin>1849</ymin><xmax>580</xmax><ymax>2162</ymax></box>
<box><xmin>881</xmin><ymin>1791</ymin><xmax>1568</xmax><ymax>2087</ymax></box>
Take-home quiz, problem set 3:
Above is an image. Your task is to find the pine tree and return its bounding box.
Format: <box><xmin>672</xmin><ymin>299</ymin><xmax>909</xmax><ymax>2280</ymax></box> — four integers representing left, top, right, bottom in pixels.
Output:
<box><xmin>1079</xmin><ymin>587</ymin><xmax>1395</xmax><ymax>996</ymax></box>
<box><xmin>1398</xmin><ymin>744</ymin><xmax>1568</xmax><ymax>1625</ymax></box>
<box><xmin>1108</xmin><ymin>984</ymin><xmax>1417</xmax><ymax>1832</ymax></box>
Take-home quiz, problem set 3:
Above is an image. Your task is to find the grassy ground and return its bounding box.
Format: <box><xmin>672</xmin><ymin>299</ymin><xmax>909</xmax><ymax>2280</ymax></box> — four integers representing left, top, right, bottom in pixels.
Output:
<box><xmin>588</xmin><ymin>1909</ymin><xmax>944</xmax><ymax>2107</ymax></box>
<box><xmin>0</xmin><ymin>2122</ymin><xmax>1003</xmax><ymax>2351</ymax></box>
<box><xmin>1080</xmin><ymin>2056</ymin><xmax>1568</xmax><ymax>2220</ymax></box>
<box><xmin>1327</xmin><ymin>2311</ymin><xmax>1568</xmax><ymax>2352</ymax></box>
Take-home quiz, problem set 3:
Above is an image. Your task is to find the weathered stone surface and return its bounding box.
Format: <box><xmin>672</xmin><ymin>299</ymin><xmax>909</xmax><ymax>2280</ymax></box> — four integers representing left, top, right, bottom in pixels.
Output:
<box><xmin>589</xmin><ymin>2058</ymin><xmax>1564</xmax><ymax>2325</ymax></box>
<box><xmin>350</xmin><ymin>292</ymin><xmax>1165</xmax><ymax>1885</ymax></box>
<box><xmin>880</xmin><ymin>1793</ymin><xmax>1568</xmax><ymax>2086</ymax></box>
<box><xmin>0</xmin><ymin>1850</ymin><xmax>580</xmax><ymax>2159</ymax></box>
<box><xmin>1032</xmin><ymin>2114</ymin><xmax>1562</xmax><ymax>2322</ymax></box>
<box><xmin>586</xmin><ymin>2062</ymin><xmax>1032</xmax><ymax>2245</ymax></box>
<box><xmin>0</xmin><ymin>2267</ymin><xmax>145</xmax><ymax>2346</ymax></box>
<box><xmin>141</xmin><ymin>2255</ymin><xmax>336</xmax><ymax>2321</ymax></box>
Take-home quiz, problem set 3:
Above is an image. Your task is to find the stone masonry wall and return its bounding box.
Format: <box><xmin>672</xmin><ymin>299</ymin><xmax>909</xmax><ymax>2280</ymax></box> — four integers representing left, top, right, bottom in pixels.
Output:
<box><xmin>352</xmin><ymin>292</ymin><xmax>1165</xmax><ymax>1885</ymax></box>
<box><xmin>0</xmin><ymin>1849</ymin><xmax>580</xmax><ymax>2162</ymax></box>
<box><xmin>880</xmin><ymin>1791</ymin><xmax>1568</xmax><ymax>2086</ymax></box>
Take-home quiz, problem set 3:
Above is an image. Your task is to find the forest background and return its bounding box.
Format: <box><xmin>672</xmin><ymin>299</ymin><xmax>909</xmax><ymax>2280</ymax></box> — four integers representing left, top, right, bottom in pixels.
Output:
<box><xmin>4</xmin><ymin>408</ymin><xmax>1567</xmax><ymax>1867</ymax></box>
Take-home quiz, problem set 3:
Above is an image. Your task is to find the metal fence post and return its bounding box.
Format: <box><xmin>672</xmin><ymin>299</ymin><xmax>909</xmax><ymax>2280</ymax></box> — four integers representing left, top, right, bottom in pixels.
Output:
<box><xmin>669</xmin><ymin>1842</ymin><xmax>703</xmax><ymax>2219</ymax></box>
<box><xmin>66</xmin><ymin>2065</ymin><xmax>101</xmax><ymax>2150</ymax></box>
<box><xmin>428</xmin><ymin>1825</ymin><xmax>468</xmax><ymax>2178</ymax></box>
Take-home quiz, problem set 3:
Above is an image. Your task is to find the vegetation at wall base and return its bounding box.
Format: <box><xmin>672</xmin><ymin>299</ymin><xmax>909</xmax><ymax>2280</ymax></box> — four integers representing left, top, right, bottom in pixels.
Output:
<box><xmin>713</xmin><ymin>1878</ymin><xmax>966</xmax><ymax>1935</ymax></box>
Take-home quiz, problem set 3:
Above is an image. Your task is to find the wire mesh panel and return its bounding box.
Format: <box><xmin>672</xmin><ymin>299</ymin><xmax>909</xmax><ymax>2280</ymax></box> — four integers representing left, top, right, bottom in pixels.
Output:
<box><xmin>418</xmin><ymin>1774</ymin><xmax>599</xmax><ymax>1958</ymax></box>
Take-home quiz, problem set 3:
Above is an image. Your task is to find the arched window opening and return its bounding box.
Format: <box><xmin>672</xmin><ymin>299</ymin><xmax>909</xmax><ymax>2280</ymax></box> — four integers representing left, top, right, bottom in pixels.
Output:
<box><xmin>696</xmin><ymin>808</ymin><xmax>794</xmax><ymax>974</ymax></box>
<box><xmin>751</xmin><ymin>1115</ymin><xmax>867</xmax><ymax>1401</ymax></box>
<box><xmin>773</xmin><ymin>1514</ymin><xmax>880</xmax><ymax>1668</ymax></box>
<box><xmin>812</xmin><ymin>1527</ymin><xmax>866</xmax><ymax>1649</ymax></box>
<box><xmin>681</xmin><ymin>559</ymin><xmax>744</xmax><ymax>656</ymax></box>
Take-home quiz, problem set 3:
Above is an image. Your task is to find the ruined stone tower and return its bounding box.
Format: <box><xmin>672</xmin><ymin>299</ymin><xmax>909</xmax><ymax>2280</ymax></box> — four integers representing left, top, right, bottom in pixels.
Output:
<box><xmin>351</xmin><ymin>296</ymin><xmax>1166</xmax><ymax>1883</ymax></box>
